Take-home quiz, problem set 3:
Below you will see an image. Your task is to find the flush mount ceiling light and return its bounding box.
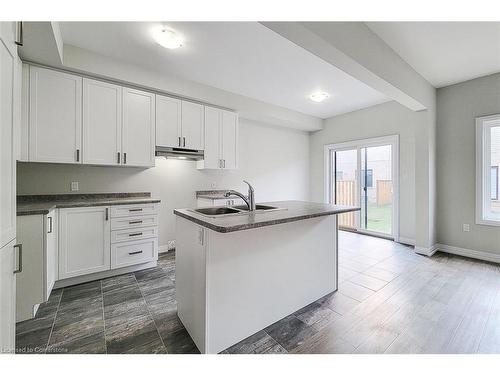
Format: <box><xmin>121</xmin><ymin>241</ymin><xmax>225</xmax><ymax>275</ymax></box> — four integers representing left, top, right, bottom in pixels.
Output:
<box><xmin>309</xmin><ymin>91</ymin><xmax>330</xmax><ymax>103</ymax></box>
<box><xmin>154</xmin><ymin>28</ymin><xmax>183</xmax><ymax>49</ymax></box>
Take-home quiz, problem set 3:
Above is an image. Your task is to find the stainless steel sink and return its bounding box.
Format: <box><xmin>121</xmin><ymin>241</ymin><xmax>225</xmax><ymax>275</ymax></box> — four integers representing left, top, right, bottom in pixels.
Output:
<box><xmin>232</xmin><ymin>204</ymin><xmax>279</xmax><ymax>211</ymax></box>
<box><xmin>194</xmin><ymin>207</ymin><xmax>240</xmax><ymax>216</ymax></box>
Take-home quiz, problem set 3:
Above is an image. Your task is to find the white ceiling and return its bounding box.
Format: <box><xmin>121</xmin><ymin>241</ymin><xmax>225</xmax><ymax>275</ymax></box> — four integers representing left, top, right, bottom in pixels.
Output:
<box><xmin>366</xmin><ymin>22</ymin><xmax>500</xmax><ymax>88</ymax></box>
<box><xmin>59</xmin><ymin>22</ymin><xmax>388</xmax><ymax>119</ymax></box>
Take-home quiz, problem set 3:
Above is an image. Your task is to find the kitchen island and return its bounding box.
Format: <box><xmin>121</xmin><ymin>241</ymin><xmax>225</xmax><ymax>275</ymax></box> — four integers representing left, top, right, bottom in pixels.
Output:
<box><xmin>174</xmin><ymin>200</ymin><xmax>359</xmax><ymax>354</ymax></box>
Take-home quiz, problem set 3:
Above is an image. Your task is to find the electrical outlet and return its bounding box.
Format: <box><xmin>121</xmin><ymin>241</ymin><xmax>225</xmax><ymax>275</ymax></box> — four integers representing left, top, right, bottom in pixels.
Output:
<box><xmin>462</xmin><ymin>224</ymin><xmax>470</xmax><ymax>232</ymax></box>
<box><xmin>167</xmin><ymin>240</ymin><xmax>176</xmax><ymax>251</ymax></box>
<box><xmin>71</xmin><ymin>181</ymin><xmax>79</xmax><ymax>192</ymax></box>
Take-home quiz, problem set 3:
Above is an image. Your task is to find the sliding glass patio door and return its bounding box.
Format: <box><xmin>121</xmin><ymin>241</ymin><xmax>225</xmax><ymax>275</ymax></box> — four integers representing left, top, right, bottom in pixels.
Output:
<box><xmin>327</xmin><ymin>136</ymin><xmax>398</xmax><ymax>240</ymax></box>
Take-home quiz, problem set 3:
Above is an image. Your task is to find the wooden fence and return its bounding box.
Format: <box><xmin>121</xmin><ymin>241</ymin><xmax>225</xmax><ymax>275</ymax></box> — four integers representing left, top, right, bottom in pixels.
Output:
<box><xmin>376</xmin><ymin>180</ymin><xmax>393</xmax><ymax>206</ymax></box>
<box><xmin>336</xmin><ymin>180</ymin><xmax>356</xmax><ymax>229</ymax></box>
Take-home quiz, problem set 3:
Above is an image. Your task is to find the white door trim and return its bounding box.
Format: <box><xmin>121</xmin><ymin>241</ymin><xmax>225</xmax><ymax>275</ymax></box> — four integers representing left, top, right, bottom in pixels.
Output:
<box><xmin>324</xmin><ymin>134</ymin><xmax>400</xmax><ymax>242</ymax></box>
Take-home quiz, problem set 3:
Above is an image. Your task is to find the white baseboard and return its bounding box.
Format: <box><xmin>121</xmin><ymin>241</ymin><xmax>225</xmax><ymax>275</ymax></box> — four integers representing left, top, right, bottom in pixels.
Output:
<box><xmin>414</xmin><ymin>244</ymin><xmax>439</xmax><ymax>257</ymax></box>
<box><xmin>398</xmin><ymin>237</ymin><xmax>416</xmax><ymax>246</ymax></box>
<box><xmin>437</xmin><ymin>243</ymin><xmax>500</xmax><ymax>264</ymax></box>
<box><xmin>159</xmin><ymin>240</ymin><xmax>176</xmax><ymax>254</ymax></box>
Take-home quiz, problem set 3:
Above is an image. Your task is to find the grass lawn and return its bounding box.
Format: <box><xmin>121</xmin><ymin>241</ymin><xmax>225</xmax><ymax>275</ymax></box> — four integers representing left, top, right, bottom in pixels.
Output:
<box><xmin>366</xmin><ymin>203</ymin><xmax>392</xmax><ymax>234</ymax></box>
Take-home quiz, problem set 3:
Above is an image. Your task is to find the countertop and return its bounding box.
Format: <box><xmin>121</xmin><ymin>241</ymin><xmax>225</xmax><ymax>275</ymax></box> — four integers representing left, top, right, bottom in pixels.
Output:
<box><xmin>174</xmin><ymin>200</ymin><xmax>360</xmax><ymax>233</ymax></box>
<box><xmin>17</xmin><ymin>193</ymin><xmax>161</xmax><ymax>216</ymax></box>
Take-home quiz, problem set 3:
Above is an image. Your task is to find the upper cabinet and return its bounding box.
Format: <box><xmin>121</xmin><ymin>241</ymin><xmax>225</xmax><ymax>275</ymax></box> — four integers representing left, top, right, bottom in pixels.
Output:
<box><xmin>122</xmin><ymin>88</ymin><xmax>155</xmax><ymax>167</ymax></box>
<box><xmin>83</xmin><ymin>78</ymin><xmax>122</xmax><ymax>166</ymax></box>
<box><xmin>198</xmin><ymin>107</ymin><xmax>238</xmax><ymax>170</ymax></box>
<box><xmin>29</xmin><ymin>66</ymin><xmax>83</xmax><ymax>164</ymax></box>
<box><xmin>156</xmin><ymin>95</ymin><xmax>204</xmax><ymax>150</ymax></box>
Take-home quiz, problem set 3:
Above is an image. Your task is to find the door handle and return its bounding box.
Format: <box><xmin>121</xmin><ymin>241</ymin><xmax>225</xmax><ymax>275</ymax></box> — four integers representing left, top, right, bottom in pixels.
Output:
<box><xmin>105</xmin><ymin>208</ymin><xmax>109</xmax><ymax>221</ymax></box>
<box><xmin>128</xmin><ymin>250</ymin><xmax>143</xmax><ymax>255</ymax></box>
<box><xmin>129</xmin><ymin>208</ymin><xmax>143</xmax><ymax>212</ymax></box>
<box><xmin>183</xmin><ymin>137</ymin><xmax>186</xmax><ymax>147</ymax></box>
<box><xmin>123</xmin><ymin>153</ymin><xmax>127</xmax><ymax>164</ymax></box>
<box><xmin>117</xmin><ymin>152</ymin><xmax>121</xmax><ymax>164</ymax></box>
<box><xmin>76</xmin><ymin>149</ymin><xmax>80</xmax><ymax>162</ymax></box>
<box><xmin>129</xmin><ymin>220</ymin><xmax>142</xmax><ymax>224</ymax></box>
<box><xmin>128</xmin><ymin>232</ymin><xmax>143</xmax><ymax>237</ymax></box>
<box><xmin>47</xmin><ymin>216</ymin><xmax>53</xmax><ymax>233</ymax></box>
<box><xmin>223</xmin><ymin>159</ymin><xmax>226</xmax><ymax>168</ymax></box>
<box><xmin>14</xmin><ymin>244</ymin><xmax>23</xmax><ymax>274</ymax></box>
<box><xmin>178</xmin><ymin>137</ymin><xmax>181</xmax><ymax>147</ymax></box>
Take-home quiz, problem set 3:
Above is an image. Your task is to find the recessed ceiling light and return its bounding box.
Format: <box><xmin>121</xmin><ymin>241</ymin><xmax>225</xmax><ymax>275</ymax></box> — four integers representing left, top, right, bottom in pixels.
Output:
<box><xmin>154</xmin><ymin>28</ymin><xmax>183</xmax><ymax>49</ymax></box>
<box><xmin>309</xmin><ymin>91</ymin><xmax>330</xmax><ymax>103</ymax></box>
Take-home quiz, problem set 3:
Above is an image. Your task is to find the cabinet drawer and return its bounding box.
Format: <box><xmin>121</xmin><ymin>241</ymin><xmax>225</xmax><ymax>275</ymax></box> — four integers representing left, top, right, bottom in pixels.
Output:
<box><xmin>111</xmin><ymin>203</ymin><xmax>158</xmax><ymax>218</ymax></box>
<box><xmin>110</xmin><ymin>215</ymin><xmax>158</xmax><ymax>230</ymax></box>
<box><xmin>111</xmin><ymin>226</ymin><xmax>158</xmax><ymax>244</ymax></box>
<box><xmin>111</xmin><ymin>238</ymin><xmax>157</xmax><ymax>269</ymax></box>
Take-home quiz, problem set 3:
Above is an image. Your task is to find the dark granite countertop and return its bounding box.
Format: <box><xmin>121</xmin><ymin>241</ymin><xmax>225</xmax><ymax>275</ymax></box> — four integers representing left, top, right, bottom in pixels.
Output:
<box><xmin>17</xmin><ymin>193</ymin><xmax>161</xmax><ymax>216</ymax></box>
<box><xmin>174</xmin><ymin>200</ymin><xmax>360</xmax><ymax>233</ymax></box>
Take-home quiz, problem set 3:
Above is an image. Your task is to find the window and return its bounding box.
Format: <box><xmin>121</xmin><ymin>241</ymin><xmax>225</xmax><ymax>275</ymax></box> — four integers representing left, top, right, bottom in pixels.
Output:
<box><xmin>335</xmin><ymin>171</ymin><xmax>344</xmax><ymax>181</ymax></box>
<box><xmin>476</xmin><ymin>114</ymin><xmax>500</xmax><ymax>225</ymax></box>
<box><xmin>361</xmin><ymin>169</ymin><xmax>373</xmax><ymax>188</ymax></box>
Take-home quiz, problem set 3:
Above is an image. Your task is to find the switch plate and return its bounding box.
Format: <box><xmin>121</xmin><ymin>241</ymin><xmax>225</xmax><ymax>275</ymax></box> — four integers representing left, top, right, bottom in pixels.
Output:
<box><xmin>71</xmin><ymin>181</ymin><xmax>79</xmax><ymax>192</ymax></box>
<box><xmin>462</xmin><ymin>224</ymin><xmax>470</xmax><ymax>232</ymax></box>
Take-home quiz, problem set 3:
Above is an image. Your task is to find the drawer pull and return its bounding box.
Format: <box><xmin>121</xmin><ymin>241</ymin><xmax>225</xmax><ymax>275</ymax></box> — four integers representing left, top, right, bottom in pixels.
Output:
<box><xmin>128</xmin><ymin>250</ymin><xmax>143</xmax><ymax>255</ymax></box>
<box><xmin>129</xmin><ymin>208</ymin><xmax>143</xmax><ymax>212</ymax></box>
<box><xmin>129</xmin><ymin>220</ymin><xmax>143</xmax><ymax>224</ymax></box>
<box><xmin>128</xmin><ymin>232</ymin><xmax>143</xmax><ymax>237</ymax></box>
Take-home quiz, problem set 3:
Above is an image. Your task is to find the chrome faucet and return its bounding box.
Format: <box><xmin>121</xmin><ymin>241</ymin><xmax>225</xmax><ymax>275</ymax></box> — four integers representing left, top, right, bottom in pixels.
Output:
<box><xmin>225</xmin><ymin>180</ymin><xmax>256</xmax><ymax>211</ymax></box>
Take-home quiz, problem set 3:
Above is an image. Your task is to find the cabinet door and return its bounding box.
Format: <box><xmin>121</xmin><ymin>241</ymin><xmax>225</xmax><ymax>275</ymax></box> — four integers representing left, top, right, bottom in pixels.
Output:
<box><xmin>29</xmin><ymin>66</ymin><xmax>82</xmax><ymax>164</ymax></box>
<box><xmin>0</xmin><ymin>240</ymin><xmax>16</xmax><ymax>353</ymax></box>
<box><xmin>156</xmin><ymin>95</ymin><xmax>181</xmax><ymax>148</ymax></box>
<box><xmin>221</xmin><ymin>110</ymin><xmax>238</xmax><ymax>170</ymax></box>
<box><xmin>83</xmin><ymin>78</ymin><xmax>122</xmax><ymax>165</ymax></box>
<box><xmin>203</xmin><ymin>106</ymin><xmax>221</xmax><ymax>169</ymax></box>
<box><xmin>181</xmin><ymin>101</ymin><xmax>204</xmax><ymax>150</ymax></box>
<box><xmin>0</xmin><ymin>23</ymin><xmax>17</xmax><ymax>248</ymax></box>
<box><xmin>122</xmin><ymin>88</ymin><xmax>155</xmax><ymax>167</ymax></box>
<box><xmin>45</xmin><ymin>210</ymin><xmax>57</xmax><ymax>299</ymax></box>
<box><xmin>59</xmin><ymin>207</ymin><xmax>111</xmax><ymax>279</ymax></box>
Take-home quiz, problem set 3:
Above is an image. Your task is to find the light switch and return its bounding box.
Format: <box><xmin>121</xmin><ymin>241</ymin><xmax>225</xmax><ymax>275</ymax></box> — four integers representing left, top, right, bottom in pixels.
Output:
<box><xmin>462</xmin><ymin>224</ymin><xmax>470</xmax><ymax>232</ymax></box>
<box><xmin>71</xmin><ymin>181</ymin><xmax>79</xmax><ymax>192</ymax></box>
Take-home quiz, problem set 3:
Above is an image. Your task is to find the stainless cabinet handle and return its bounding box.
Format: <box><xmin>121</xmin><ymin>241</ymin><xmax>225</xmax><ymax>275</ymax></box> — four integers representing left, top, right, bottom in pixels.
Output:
<box><xmin>183</xmin><ymin>137</ymin><xmax>186</xmax><ymax>147</ymax></box>
<box><xmin>178</xmin><ymin>137</ymin><xmax>181</xmax><ymax>147</ymax></box>
<box><xmin>123</xmin><ymin>152</ymin><xmax>127</xmax><ymax>164</ymax></box>
<box><xmin>128</xmin><ymin>232</ymin><xmax>143</xmax><ymax>237</ymax></box>
<box><xmin>117</xmin><ymin>152</ymin><xmax>121</xmax><ymax>164</ymax></box>
<box><xmin>105</xmin><ymin>208</ymin><xmax>109</xmax><ymax>221</ymax></box>
<box><xmin>128</xmin><ymin>250</ymin><xmax>143</xmax><ymax>255</ymax></box>
<box><xmin>129</xmin><ymin>208</ymin><xmax>143</xmax><ymax>212</ymax></box>
<box><xmin>15</xmin><ymin>22</ymin><xmax>23</xmax><ymax>46</ymax></box>
<box><xmin>219</xmin><ymin>159</ymin><xmax>222</xmax><ymax>168</ymax></box>
<box><xmin>129</xmin><ymin>220</ymin><xmax>142</xmax><ymax>224</ymax></box>
<box><xmin>14</xmin><ymin>244</ymin><xmax>22</xmax><ymax>274</ymax></box>
<box><xmin>47</xmin><ymin>216</ymin><xmax>53</xmax><ymax>233</ymax></box>
<box><xmin>76</xmin><ymin>149</ymin><xmax>80</xmax><ymax>162</ymax></box>
<box><xmin>223</xmin><ymin>159</ymin><xmax>226</xmax><ymax>168</ymax></box>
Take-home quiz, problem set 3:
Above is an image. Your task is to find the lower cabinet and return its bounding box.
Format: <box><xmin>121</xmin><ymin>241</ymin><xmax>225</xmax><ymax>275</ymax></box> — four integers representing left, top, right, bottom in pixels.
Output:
<box><xmin>0</xmin><ymin>239</ymin><xmax>17</xmax><ymax>353</ymax></box>
<box><xmin>58</xmin><ymin>206</ymin><xmax>111</xmax><ymax>280</ymax></box>
<box><xmin>111</xmin><ymin>238</ymin><xmax>157</xmax><ymax>269</ymax></box>
<box><xmin>16</xmin><ymin>211</ymin><xmax>58</xmax><ymax>322</ymax></box>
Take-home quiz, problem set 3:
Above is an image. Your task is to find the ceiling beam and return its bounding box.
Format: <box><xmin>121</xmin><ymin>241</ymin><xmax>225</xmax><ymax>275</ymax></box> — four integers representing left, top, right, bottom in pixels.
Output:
<box><xmin>262</xmin><ymin>22</ymin><xmax>433</xmax><ymax>111</ymax></box>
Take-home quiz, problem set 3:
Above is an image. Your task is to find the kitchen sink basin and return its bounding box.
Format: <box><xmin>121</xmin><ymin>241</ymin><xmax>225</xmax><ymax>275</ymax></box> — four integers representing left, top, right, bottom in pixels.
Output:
<box><xmin>194</xmin><ymin>207</ymin><xmax>240</xmax><ymax>216</ymax></box>
<box><xmin>232</xmin><ymin>204</ymin><xmax>279</xmax><ymax>211</ymax></box>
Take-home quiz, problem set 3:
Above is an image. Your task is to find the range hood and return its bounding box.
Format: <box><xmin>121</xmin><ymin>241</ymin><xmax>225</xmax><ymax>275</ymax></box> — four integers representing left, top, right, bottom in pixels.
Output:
<box><xmin>155</xmin><ymin>146</ymin><xmax>204</xmax><ymax>161</ymax></box>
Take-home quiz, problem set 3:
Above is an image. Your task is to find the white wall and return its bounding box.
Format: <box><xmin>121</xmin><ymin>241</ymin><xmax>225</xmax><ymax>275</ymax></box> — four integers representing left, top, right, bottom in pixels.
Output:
<box><xmin>437</xmin><ymin>73</ymin><xmax>500</xmax><ymax>255</ymax></box>
<box><xmin>17</xmin><ymin>119</ymin><xmax>310</xmax><ymax>248</ymax></box>
<box><xmin>309</xmin><ymin>101</ymin><xmax>417</xmax><ymax>243</ymax></box>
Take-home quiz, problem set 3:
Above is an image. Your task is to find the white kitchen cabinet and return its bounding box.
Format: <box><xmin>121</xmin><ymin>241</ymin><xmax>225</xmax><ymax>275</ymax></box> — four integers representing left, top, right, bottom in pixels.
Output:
<box><xmin>0</xmin><ymin>22</ymin><xmax>18</xmax><ymax>249</ymax></box>
<box><xmin>156</xmin><ymin>96</ymin><xmax>204</xmax><ymax>150</ymax></box>
<box><xmin>83</xmin><ymin>78</ymin><xmax>122</xmax><ymax>165</ymax></box>
<box><xmin>181</xmin><ymin>101</ymin><xmax>204</xmax><ymax>150</ymax></box>
<box><xmin>156</xmin><ymin>95</ymin><xmax>182</xmax><ymax>148</ymax></box>
<box><xmin>15</xmin><ymin>211</ymin><xmax>57</xmax><ymax>322</ymax></box>
<box><xmin>58</xmin><ymin>207</ymin><xmax>111</xmax><ymax>279</ymax></box>
<box><xmin>0</xmin><ymin>240</ymin><xmax>18</xmax><ymax>353</ymax></box>
<box><xmin>198</xmin><ymin>106</ymin><xmax>238</xmax><ymax>170</ymax></box>
<box><xmin>29</xmin><ymin>66</ymin><xmax>82</xmax><ymax>164</ymax></box>
<box><xmin>122</xmin><ymin>87</ymin><xmax>155</xmax><ymax>167</ymax></box>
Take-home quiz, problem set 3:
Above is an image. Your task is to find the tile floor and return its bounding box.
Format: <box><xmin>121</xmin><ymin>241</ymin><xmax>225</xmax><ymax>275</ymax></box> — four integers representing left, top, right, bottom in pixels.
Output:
<box><xmin>15</xmin><ymin>231</ymin><xmax>500</xmax><ymax>354</ymax></box>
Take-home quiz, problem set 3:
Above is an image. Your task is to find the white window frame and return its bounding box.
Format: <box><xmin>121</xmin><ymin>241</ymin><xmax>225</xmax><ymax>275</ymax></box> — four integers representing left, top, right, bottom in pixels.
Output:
<box><xmin>476</xmin><ymin>114</ymin><xmax>500</xmax><ymax>226</ymax></box>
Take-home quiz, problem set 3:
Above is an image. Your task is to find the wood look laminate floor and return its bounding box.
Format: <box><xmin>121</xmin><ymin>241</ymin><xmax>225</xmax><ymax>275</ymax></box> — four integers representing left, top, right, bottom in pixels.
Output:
<box><xmin>15</xmin><ymin>231</ymin><xmax>500</xmax><ymax>354</ymax></box>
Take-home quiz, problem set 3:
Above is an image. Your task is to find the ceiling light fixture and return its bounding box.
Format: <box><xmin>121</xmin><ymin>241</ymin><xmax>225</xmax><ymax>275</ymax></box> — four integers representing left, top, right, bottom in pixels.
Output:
<box><xmin>309</xmin><ymin>91</ymin><xmax>330</xmax><ymax>103</ymax></box>
<box><xmin>154</xmin><ymin>28</ymin><xmax>183</xmax><ymax>49</ymax></box>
